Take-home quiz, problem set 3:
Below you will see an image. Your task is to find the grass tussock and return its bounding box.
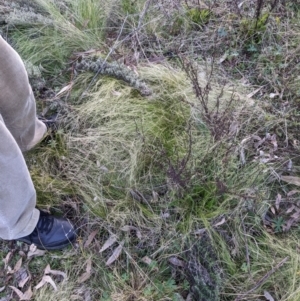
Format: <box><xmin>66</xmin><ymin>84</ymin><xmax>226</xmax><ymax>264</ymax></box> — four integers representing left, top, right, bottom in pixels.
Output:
<box><xmin>2</xmin><ymin>0</ymin><xmax>300</xmax><ymax>300</ymax></box>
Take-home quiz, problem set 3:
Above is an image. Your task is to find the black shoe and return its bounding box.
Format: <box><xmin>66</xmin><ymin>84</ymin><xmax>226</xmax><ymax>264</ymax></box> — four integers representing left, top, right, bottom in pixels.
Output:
<box><xmin>38</xmin><ymin>113</ymin><xmax>58</xmax><ymax>132</ymax></box>
<box><xmin>18</xmin><ymin>211</ymin><xmax>76</xmax><ymax>250</ymax></box>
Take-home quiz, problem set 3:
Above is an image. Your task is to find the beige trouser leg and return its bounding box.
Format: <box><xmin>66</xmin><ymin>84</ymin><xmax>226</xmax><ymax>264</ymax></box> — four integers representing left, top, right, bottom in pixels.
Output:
<box><xmin>0</xmin><ymin>35</ymin><xmax>46</xmax><ymax>239</ymax></box>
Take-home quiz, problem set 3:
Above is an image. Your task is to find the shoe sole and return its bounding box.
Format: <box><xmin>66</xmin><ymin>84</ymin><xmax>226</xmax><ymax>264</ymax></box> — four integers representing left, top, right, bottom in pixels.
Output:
<box><xmin>18</xmin><ymin>237</ymin><xmax>76</xmax><ymax>251</ymax></box>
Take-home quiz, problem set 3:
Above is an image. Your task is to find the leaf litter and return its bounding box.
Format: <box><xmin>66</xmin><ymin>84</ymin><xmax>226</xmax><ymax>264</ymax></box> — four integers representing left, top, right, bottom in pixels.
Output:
<box><xmin>84</xmin><ymin>230</ymin><xmax>98</xmax><ymax>248</ymax></box>
<box><xmin>9</xmin><ymin>286</ymin><xmax>32</xmax><ymax>301</ymax></box>
<box><xmin>120</xmin><ymin>225</ymin><xmax>142</xmax><ymax>239</ymax></box>
<box><xmin>99</xmin><ymin>234</ymin><xmax>117</xmax><ymax>253</ymax></box>
<box><xmin>264</xmin><ymin>290</ymin><xmax>275</xmax><ymax>301</ymax></box>
<box><xmin>263</xmin><ymin>191</ymin><xmax>300</xmax><ymax>233</ymax></box>
<box><xmin>105</xmin><ymin>241</ymin><xmax>124</xmax><ymax>266</ymax></box>
<box><xmin>3</xmin><ymin>241</ymin><xmax>71</xmax><ymax>299</ymax></box>
<box><xmin>44</xmin><ymin>264</ymin><xmax>67</xmax><ymax>280</ymax></box>
<box><xmin>35</xmin><ymin>275</ymin><xmax>58</xmax><ymax>291</ymax></box>
<box><xmin>34</xmin><ymin>264</ymin><xmax>67</xmax><ymax>292</ymax></box>
<box><xmin>77</xmin><ymin>258</ymin><xmax>92</xmax><ymax>283</ymax></box>
<box><xmin>281</xmin><ymin>176</ymin><xmax>300</xmax><ymax>187</ymax></box>
<box><xmin>27</xmin><ymin>244</ymin><xmax>46</xmax><ymax>258</ymax></box>
<box><xmin>168</xmin><ymin>257</ymin><xmax>186</xmax><ymax>268</ymax></box>
<box><xmin>240</xmin><ymin>133</ymin><xmax>280</xmax><ymax>165</ymax></box>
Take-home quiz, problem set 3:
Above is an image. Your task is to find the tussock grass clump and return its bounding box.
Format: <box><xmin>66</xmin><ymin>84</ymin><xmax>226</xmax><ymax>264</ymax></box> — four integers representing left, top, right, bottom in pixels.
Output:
<box><xmin>30</xmin><ymin>61</ymin><xmax>271</xmax><ymax>300</ymax></box>
<box><xmin>25</xmin><ymin>57</ymin><xmax>268</xmax><ymax>300</ymax></box>
<box><xmin>63</xmin><ymin>64</ymin><xmax>193</xmax><ymax>216</ymax></box>
<box><xmin>8</xmin><ymin>0</ymin><xmax>111</xmax><ymax>76</ymax></box>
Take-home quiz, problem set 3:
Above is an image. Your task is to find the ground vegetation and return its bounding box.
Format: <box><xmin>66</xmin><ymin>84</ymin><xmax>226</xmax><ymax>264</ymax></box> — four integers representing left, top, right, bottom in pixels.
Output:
<box><xmin>1</xmin><ymin>0</ymin><xmax>300</xmax><ymax>300</ymax></box>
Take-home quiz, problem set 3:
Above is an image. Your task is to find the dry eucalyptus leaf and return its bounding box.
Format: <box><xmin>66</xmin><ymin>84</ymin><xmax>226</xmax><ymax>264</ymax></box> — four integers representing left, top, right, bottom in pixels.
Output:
<box><xmin>194</xmin><ymin>228</ymin><xmax>206</xmax><ymax>235</ymax></box>
<box><xmin>275</xmin><ymin>193</ymin><xmax>282</xmax><ymax>210</ymax></box>
<box><xmin>247</xmin><ymin>87</ymin><xmax>262</xmax><ymax>98</ymax></box>
<box><xmin>168</xmin><ymin>257</ymin><xmax>185</xmax><ymax>268</ymax></box>
<box><xmin>269</xmin><ymin>92</ymin><xmax>279</xmax><ymax>98</ymax></box>
<box><xmin>43</xmin><ymin>275</ymin><xmax>58</xmax><ymax>291</ymax></box>
<box><xmin>77</xmin><ymin>272</ymin><xmax>91</xmax><ymax>284</ymax></box>
<box><xmin>284</xmin><ymin>218</ymin><xmax>295</xmax><ymax>232</ymax></box>
<box><xmin>3</xmin><ymin>252</ymin><xmax>12</xmax><ymax>269</ymax></box>
<box><xmin>105</xmin><ymin>241</ymin><xmax>124</xmax><ymax>266</ymax></box>
<box><xmin>35</xmin><ymin>275</ymin><xmax>57</xmax><ymax>291</ymax></box>
<box><xmin>99</xmin><ymin>235</ymin><xmax>117</xmax><ymax>253</ymax></box>
<box><xmin>7</xmin><ymin>258</ymin><xmax>23</xmax><ymax>275</ymax></box>
<box><xmin>35</xmin><ymin>277</ymin><xmax>47</xmax><ymax>290</ymax></box>
<box><xmin>142</xmin><ymin>256</ymin><xmax>153</xmax><ymax>265</ymax></box>
<box><xmin>281</xmin><ymin>176</ymin><xmax>300</xmax><ymax>187</ymax></box>
<box><xmin>121</xmin><ymin>225</ymin><xmax>142</xmax><ymax>239</ymax></box>
<box><xmin>13</xmin><ymin>258</ymin><xmax>22</xmax><ymax>273</ymax></box>
<box><xmin>270</xmin><ymin>134</ymin><xmax>278</xmax><ymax>151</ymax></box>
<box><xmin>10</xmin><ymin>286</ymin><xmax>32</xmax><ymax>300</ymax></box>
<box><xmin>121</xmin><ymin>225</ymin><xmax>136</xmax><ymax>232</ymax></box>
<box><xmin>219</xmin><ymin>52</ymin><xmax>228</xmax><ymax>64</ymax></box>
<box><xmin>77</xmin><ymin>258</ymin><xmax>92</xmax><ymax>284</ymax></box>
<box><xmin>15</xmin><ymin>267</ymin><xmax>29</xmax><ymax>287</ymax></box>
<box><xmin>44</xmin><ymin>264</ymin><xmax>67</xmax><ymax>280</ymax></box>
<box><xmin>186</xmin><ymin>293</ymin><xmax>194</xmax><ymax>301</ymax></box>
<box><xmin>18</xmin><ymin>276</ymin><xmax>30</xmax><ymax>289</ymax></box>
<box><xmin>84</xmin><ymin>230</ymin><xmax>98</xmax><ymax>248</ymax></box>
<box><xmin>77</xmin><ymin>272</ymin><xmax>90</xmax><ymax>284</ymax></box>
<box><xmin>85</xmin><ymin>259</ymin><xmax>92</xmax><ymax>274</ymax></box>
<box><xmin>29</xmin><ymin>244</ymin><xmax>37</xmax><ymax>252</ymax></box>
<box><xmin>229</xmin><ymin>120</ymin><xmax>239</xmax><ymax>136</ymax></box>
<box><xmin>270</xmin><ymin>207</ymin><xmax>276</xmax><ymax>215</ymax></box>
<box><xmin>241</xmin><ymin>136</ymin><xmax>252</xmax><ymax>145</ymax></box>
<box><xmin>214</xmin><ymin>217</ymin><xmax>226</xmax><ymax>227</ymax></box>
<box><xmin>286</xmin><ymin>205</ymin><xmax>295</xmax><ymax>214</ymax></box>
<box><xmin>55</xmin><ymin>82</ymin><xmax>73</xmax><ymax>97</ymax></box>
<box><xmin>287</xmin><ymin>159</ymin><xmax>293</xmax><ymax>171</ymax></box>
<box><xmin>161</xmin><ymin>212</ymin><xmax>170</xmax><ymax>219</ymax></box>
<box><xmin>44</xmin><ymin>264</ymin><xmax>51</xmax><ymax>275</ymax></box>
<box><xmin>84</xmin><ymin>289</ymin><xmax>92</xmax><ymax>301</ymax></box>
<box><xmin>291</xmin><ymin>209</ymin><xmax>300</xmax><ymax>220</ymax></box>
<box><xmin>9</xmin><ymin>286</ymin><xmax>25</xmax><ymax>300</ymax></box>
<box><xmin>27</xmin><ymin>248</ymin><xmax>46</xmax><ymax>259</ymax></box>
<box><xmin>7</xmin><ymin>266</ymin><xmax>13</xmax><ymax>274</ymax></box>
<box><xmin>22</xmin><ymin>287</ymin><xmax>33</xmax><ymax>301</ymax></box>
<box><xmin>152</xmin><ymin>191</ymin><xmax>159</xmax><ymax>202</ymax></box>
<box><xmin>264</xmin><ymin>290</ymin><xmax>275</xmax><ymax>301</ymax></box>
<box><xmin>287</xmin><ymin>190</ymin><xmax>300</xmax><ymax>197</ymax></box>
<box><xmin>19</xmin><ymin>251</ymin><xmax>26</xmax><ymax>258</ymax></box>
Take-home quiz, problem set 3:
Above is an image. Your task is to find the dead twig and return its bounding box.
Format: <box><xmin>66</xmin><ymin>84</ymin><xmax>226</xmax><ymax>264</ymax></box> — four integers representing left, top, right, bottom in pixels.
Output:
<box><xmin>133</xmin><ymin>0</ymin><xmax>153</xmax><ymax>63</ymax></box>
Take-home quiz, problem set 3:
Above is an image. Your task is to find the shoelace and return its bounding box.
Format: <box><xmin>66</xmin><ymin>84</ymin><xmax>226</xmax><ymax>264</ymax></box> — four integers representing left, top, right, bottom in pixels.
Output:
<box><xmin>31</xmin><ymin>213</ymin><xmax>54</xmax><ymax>236</ymax></box>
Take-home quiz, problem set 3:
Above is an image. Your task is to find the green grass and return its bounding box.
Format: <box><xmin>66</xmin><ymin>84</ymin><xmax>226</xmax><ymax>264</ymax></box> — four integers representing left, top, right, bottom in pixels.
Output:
<box><xmin>2</xmin><ymin>0</ymin><xmax>300</xmax><ymax>300</ymax></box>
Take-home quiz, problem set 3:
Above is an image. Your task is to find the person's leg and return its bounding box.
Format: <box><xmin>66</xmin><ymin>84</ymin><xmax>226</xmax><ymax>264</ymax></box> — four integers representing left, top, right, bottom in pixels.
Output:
<box><xmin>0</xmin><ymin>123</ymin><xmax>76</xmax><ymax>248</ymax></box>
<box><xmin>0</xmin><ymin>35</ymin><xmax>46</xmax><ymax>151</ymax></box>
<box><xmin>0</xmin><ymin>116</ymin><xmax>40</xmax><ymax>239</ymax></box>
<box><xmin>0</xmin><ymin>36</ymin><xmax>76</xmax><ymax>249</ymax></box>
